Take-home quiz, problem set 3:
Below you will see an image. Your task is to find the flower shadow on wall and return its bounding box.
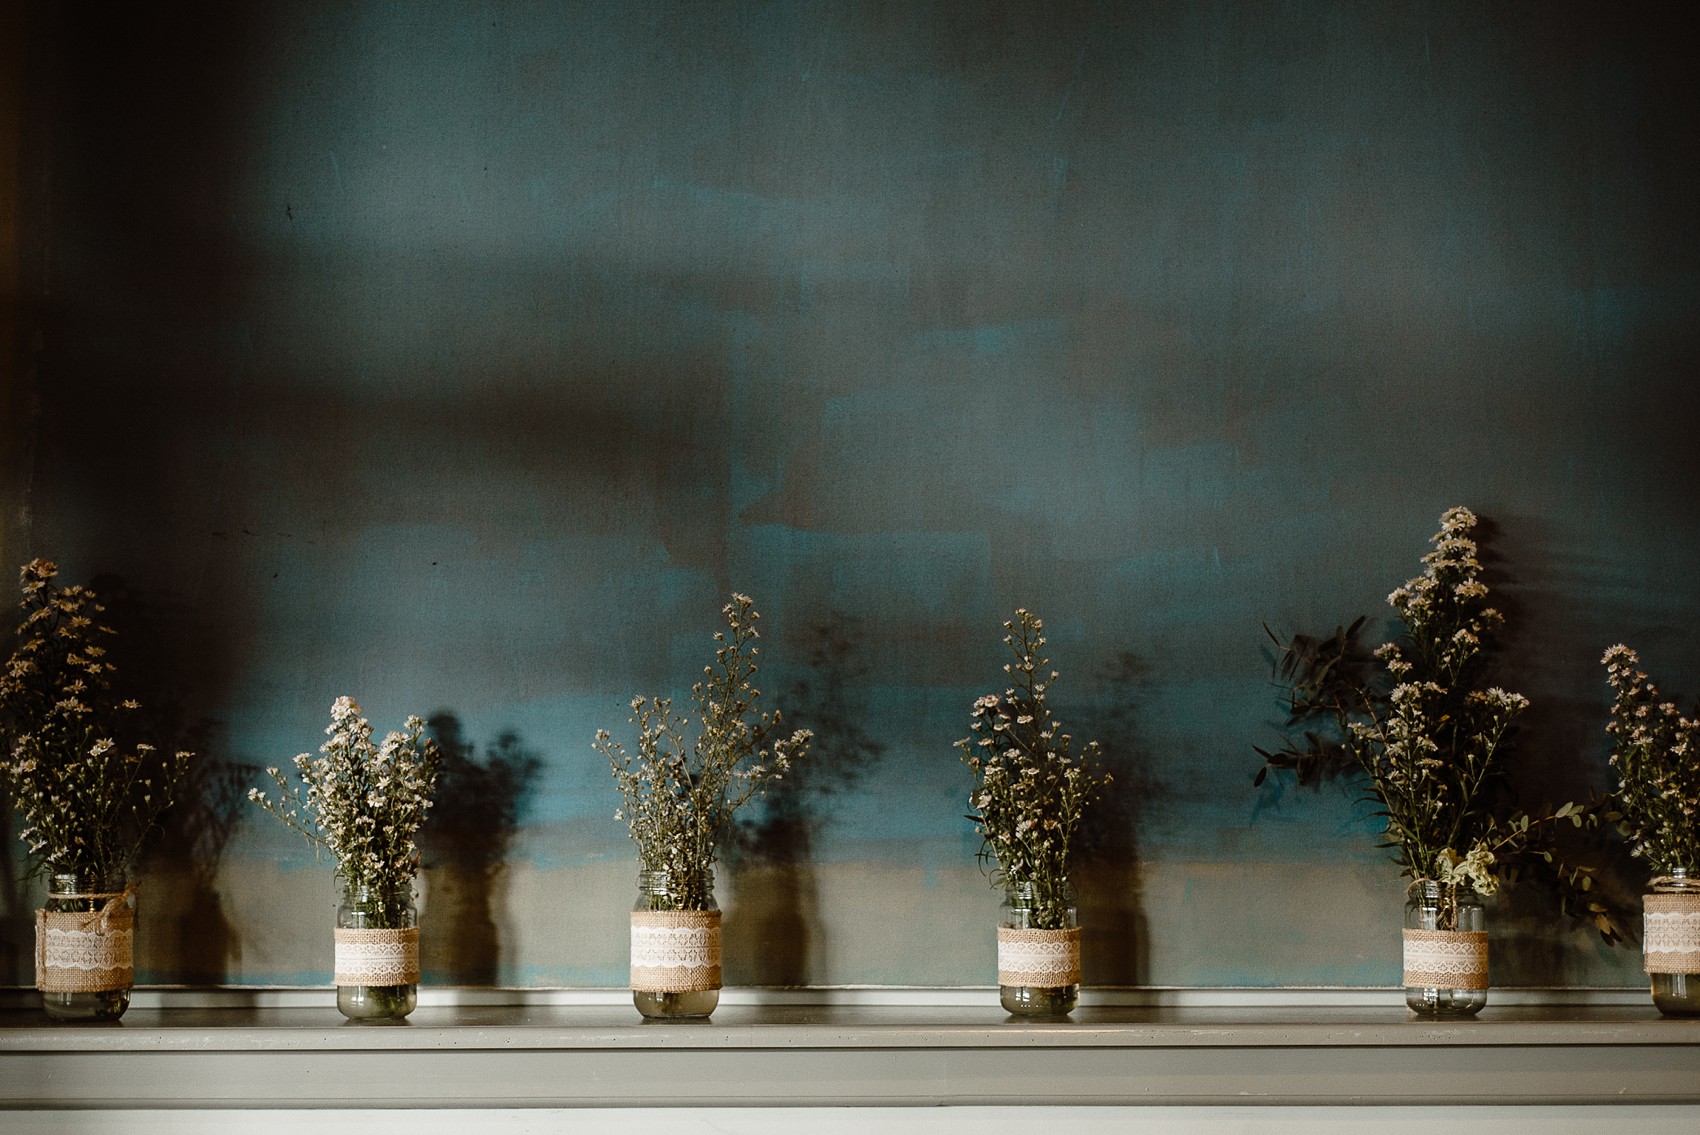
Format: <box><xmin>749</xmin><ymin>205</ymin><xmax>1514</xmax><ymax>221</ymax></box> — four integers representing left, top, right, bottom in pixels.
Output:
<box><xmin>0</xmin><ymin>793</ymin><xmax>28</xmax><ymax>984</ymax></box>
<box><xmin>723</xmin><ymin>611</ymin><xmax>886</xmax><ymax>987</ymax></box>
<box><xmin>1477</xmin><ymin>515</ymin><xmax>1642</xmax><ymax>984</ymax></box>
<box><xmin>86</xmin><ymin>574</ymin><xmax>251</xmax><ymax>987</ymax></box>
<box><xmin>1070</xmin><ymin>651</ymin><xmax>1161</xmax><ymax>987</ymax></box>
<box><xmin>146</xmin><ymin>741</ymin><xmax>255</xmax><ymax>984</ymax></box>
<box><xmin>419</xmin><ymin>715</ymin><xmax>541</xmax><ymax>986</ymax></box>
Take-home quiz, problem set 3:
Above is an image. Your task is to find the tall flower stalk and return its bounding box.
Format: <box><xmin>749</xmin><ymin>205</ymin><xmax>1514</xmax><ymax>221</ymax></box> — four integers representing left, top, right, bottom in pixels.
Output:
<box><xmin>1258</xmin><ymin>508</ymin><xmax>1609</xmax><ymax>933</ymax></box>
<box><xmin>595</xmin><ymin>594</ymin><xmax>812</xmax><ymax>911</ymax></box>
<box><xmin>958</xmin><ymin>609</ymin><xmax>1109</xmax><ymax>930</ymax></box>
<box><xmin>1603</xmin><ymin>645</ymin><xmax>1700</xmax><ymax>874</ymax></box>
<box><xmin>0</xmin><ymin>559</ymin><xmax>192</xmax><ymax>881</ymax></box>
<box><xmin>248</xmin><ymin>696</ymin><xmax>440</xmax><ymax>925</ymax></box>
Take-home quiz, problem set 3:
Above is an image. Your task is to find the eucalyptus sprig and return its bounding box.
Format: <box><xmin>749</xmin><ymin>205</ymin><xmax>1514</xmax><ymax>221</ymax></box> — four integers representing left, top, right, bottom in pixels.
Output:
<box><xmin>0</xmin><ymin>559</ymin><xmax>193</xmax><ymax>881</ymax></box>
<box><xmin>958</xmin><ymin>609</ymin><xmax>1109</xmax><ymax>930</ymax></box>
<box><xmin>1603</xmin><ymin>645</ymin><xmax>1700</xmax><ymax>875</ymax></box>
<box><xmin>595</xmin><ymin>594</ymin><xmax>812</xmax><ymax>911</ymax></box>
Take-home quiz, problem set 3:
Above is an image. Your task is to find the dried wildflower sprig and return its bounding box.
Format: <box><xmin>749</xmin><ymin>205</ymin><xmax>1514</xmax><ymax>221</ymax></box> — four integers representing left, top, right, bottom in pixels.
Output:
<box><xmin>249</xmin><ymin>696</ymin><xmax>440</xmax><ymax>914</ymax></box>
<box><xmin>1259</xmin><ymin>509</ymin><xmax>1608</xmax><ymax>915</ymax></box>
<box><xmin>1348</xmin><ymin>507</ymin><xmax>1557</xmax><ymax>893</ymax></box>
<box><xmin>595</xmin><ymin>594</ymin><xmax>813</xmax><ymax>911</ymax></box>
<box><xmin>1603</xmin><ymin>645</ymin><xmax>1700</xmax><ymax>874</ymax></box>
<box><xmin>0</xmin><ymin>559</ymin><xmax>193</xmax><ymax>880</ymax></box>
<box><xmin>957</xmin><ymin>609</ymin><xmax>1109</xmax><ymax>930</ymax></box>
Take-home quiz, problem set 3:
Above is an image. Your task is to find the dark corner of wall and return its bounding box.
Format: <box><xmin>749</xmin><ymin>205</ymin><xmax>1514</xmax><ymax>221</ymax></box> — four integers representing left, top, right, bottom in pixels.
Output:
<box><xmin>1</xmin><ymin>0</ymin><xmax>32</xmax><ymax>572</ymax></box>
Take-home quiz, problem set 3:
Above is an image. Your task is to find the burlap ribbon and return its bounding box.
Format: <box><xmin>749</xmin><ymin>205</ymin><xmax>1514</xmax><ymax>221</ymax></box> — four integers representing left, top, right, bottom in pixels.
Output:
<box><xmin>997</xmin><ymin>926</ymin><xmax>1082</xmax><ymax>987</ymax></box>
<box><xmin>333</xmin><ymin>927</ymin><xmax>421</xmax><ymax>986</ymax></box>
<box><xmin>34</xmin><ymin>883</ymin><xmax>137</xmax><ymax>994</ymax></box>
<box><xmin>630</xmin><ymin>909</ymin><xmax>721</xmax><ymax>993</ymax></box>
<box><xmin>1402</xmin><ymin>928</ymin><xmax>1488</xmax><ymax>990</ymax></box>
<box><xmin>1644</xmin><ymin>891</ymin><xmax>1700</xmax><ymax>975</ymax></box>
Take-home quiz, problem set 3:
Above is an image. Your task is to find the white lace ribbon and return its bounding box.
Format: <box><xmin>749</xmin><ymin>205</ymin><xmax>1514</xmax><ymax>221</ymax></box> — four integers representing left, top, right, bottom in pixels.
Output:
<box><xmin>1644</xmin><ymin>893</ymin><xmax>1700</xmax><ymax>975</ymax></box>
<box><xmin>1403</xmin><ymin>929</ymin><xmax>1488</xmax><ymax>990</ymax></box>
<box><xmin>997</xmin><ymin>927</ymin><xmax>1081</xmax><ymax>987</ymax></box>
<box><xmin>35</xmin><ymin>914</ymin><xmax>135</xmax><ymax>993</ymax></box>
<box><xmin>630</xmin><ymin>910</ymin><xmax>721</xmax><ymax>993</ymax></box>
<box><xmin>334</xmin><ymin>927</ymin><xmax>420</xmax><ymax>986</ymax></box>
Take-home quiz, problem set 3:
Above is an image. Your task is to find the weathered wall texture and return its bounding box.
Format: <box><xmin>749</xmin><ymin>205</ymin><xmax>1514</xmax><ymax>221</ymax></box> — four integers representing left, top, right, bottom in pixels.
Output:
<box><xmin>3</xmin><ymin>1</ymin><xmax>1697</xmax><ymax>989</ymax></box>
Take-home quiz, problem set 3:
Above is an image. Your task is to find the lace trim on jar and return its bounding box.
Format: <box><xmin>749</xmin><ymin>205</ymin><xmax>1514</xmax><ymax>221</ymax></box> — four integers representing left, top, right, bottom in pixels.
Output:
<box><xmin>35</xmin><ymin>907</ymin><xmax>135</xmax><ymax>994</ymax></box>
<box><xmin>1644</xmin><ymin>893</ymin><xmax>1700</xmax><ymax>975</ymax></box>
<box><xmin>1402</xmin><ymin>928</ymin><xmax>1488</xmax><ymax>989</ymax></box>
<box><xmin>997</xmin><ymin>926</ymin><xmax>1082</xmax><ymax>986</ymax></box>
<box><xmin>630</xmin><ymin>910</ymin><xmax>722</xmax><ymax>993</ymax></box>
<box><xmin>333</xmin><ymin>927</ymin><xmax>421</xmax><ymax>986</ymax></box>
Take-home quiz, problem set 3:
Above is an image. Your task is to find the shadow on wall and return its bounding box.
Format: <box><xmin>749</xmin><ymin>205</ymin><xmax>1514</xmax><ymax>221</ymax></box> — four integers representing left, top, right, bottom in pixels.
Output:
<box><xmin>420</xmin><ymin>715</ymin><xmax>541</xmax><ymax>986</ymax></box>
<box><xmin>1072</xmin><ymin>651</ymin><xmax>1161</xmax><ymax>988</ymax></box>
<box><xmin>92</xmin><ymin>573</ymin><xmax>254</xmax><ymax>986</ymax></box>
<box><xmin>0</xmin><ymin>793</ymin><xmax>26</xmax><ymax>985</ymax></box>
<box><xmin>723</xmin><ymin>611</ymin><xmax>886</xmax><ymax>987</ymax></box>
<box><xmin>1479</xmin><ymin>515</ymin><xmax>1642</xmax><ymax>983</ymax></box>
<box><xmin>145</xmin><ymin>739</ymin><xmax>256</xmax><ymax>984</ymax></box>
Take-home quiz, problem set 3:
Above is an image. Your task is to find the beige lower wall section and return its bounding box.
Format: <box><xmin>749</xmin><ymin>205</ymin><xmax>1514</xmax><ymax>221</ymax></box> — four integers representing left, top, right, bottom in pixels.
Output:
<box><xmin>0</xmin><ymin>854</ymin><xmax>1642</xmax><ymax>989</ymax></box>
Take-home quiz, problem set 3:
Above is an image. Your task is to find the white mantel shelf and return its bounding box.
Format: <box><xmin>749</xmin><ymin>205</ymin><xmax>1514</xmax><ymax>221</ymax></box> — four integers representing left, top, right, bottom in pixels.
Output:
<box><xmin>4</xmin><ymin>998</ymin><xmax>1700</xmax><ymax>1109</ymax></box>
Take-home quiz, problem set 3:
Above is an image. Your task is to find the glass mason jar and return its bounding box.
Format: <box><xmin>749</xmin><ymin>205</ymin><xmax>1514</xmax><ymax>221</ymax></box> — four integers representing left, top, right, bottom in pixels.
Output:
<box><xmin>334</xmin><ymin>879</ymin><xmax>419</xmax><ymax>1021</ymax></box>
<box><xmin>1646</xmin><ymin>868</ymin><xmax>1700</xmax><ymax>1017</ymax></box>
<box><xmin>38</xmin><ymin>869</ymin><xmax>134</xmax><ymax>1022</ymax></box>
<box><xmin>630</xmin><ymin>869</ymin><xmax>720</xmax><ymax>1020</ymax></box>
<box><xmin>1403</xmin><ymin>880</ymin><xmax>1488</xmax><ymax>1018</ymax></box>
<box><xmin>998</xmin><ymin>879</ymin><xmax>1080</xmax><ymax>1017</ymax></box>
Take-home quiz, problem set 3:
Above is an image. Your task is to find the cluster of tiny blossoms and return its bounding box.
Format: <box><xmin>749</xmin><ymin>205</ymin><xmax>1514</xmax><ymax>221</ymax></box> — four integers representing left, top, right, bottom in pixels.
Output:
<box><xmin>595</xmin><ymin>595</ymin><xmax>812</xmax><ymax>911</ymax></box>
<box><xmin>1603</xmin><ymin>645</ymin><xmax>1700</xmax><ymax>873</ymax></box>
<box><xmin>1348</xmin><ymin>508</ymin><xmax>1529</xmax><ymax>895</ymax></box>
<box><xmin>1385</xmin><ymin>506</ymin><xmax>1504</xmax><ymax>689</ymax></box>
<box><xmin>248</xmin><ymin>696</ymin><xmax>440</xmax><ymax>905</ymax></box>
<box><xmin>957</xmin><ymin>609</ymin><xmax>1108</xmax><ymax>929</ymax></box>
<box><xmin>0</xmin><ymin>559</ymin><xmax>192</xmax><ymax>880</ymax></box>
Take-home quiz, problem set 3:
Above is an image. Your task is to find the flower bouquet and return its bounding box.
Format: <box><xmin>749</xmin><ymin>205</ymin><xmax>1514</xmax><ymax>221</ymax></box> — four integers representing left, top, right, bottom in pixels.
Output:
<box><xmin>595</xmin><ymin>593</ymin><xmax>811</xmax><ymax>1019</ymax></box>
<box><xmin>0</xmin><ymin>559</ymin><xmax>193</xmax><ymax>1021</ymax></box>
<box><xmin>1257</xmin><ymin>507</ymin><xmax>1604</xmax><ymax>1016</ymax></box>
<box><xmin>250</xmin><ymin>696</ymin><xmax>440</xmax><ymax>1020</ymax></box>
<box><xmin>958</xmin><ymin>608</ymin><xmax>1109</xmax><ymax>1016</ymax></box>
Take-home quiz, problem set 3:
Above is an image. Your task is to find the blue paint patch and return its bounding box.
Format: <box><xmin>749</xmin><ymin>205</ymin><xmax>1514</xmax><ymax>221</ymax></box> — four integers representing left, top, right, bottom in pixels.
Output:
<box><xmin>16</xmin><ymin>0</ymin><xmax>1698</xmax><ymax>991</ymax></box>
<box><xmin>913</xmin><ymin>318</ymin><xmax>1066</xmax><ymax>357</ymax></box>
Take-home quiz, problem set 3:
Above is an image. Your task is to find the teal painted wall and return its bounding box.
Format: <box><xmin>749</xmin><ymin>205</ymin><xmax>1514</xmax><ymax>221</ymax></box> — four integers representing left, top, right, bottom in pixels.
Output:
<box><xmin>4</xmin><ymin>0</ymin><xmax>1697</xmax><ymax>989</ymax></box>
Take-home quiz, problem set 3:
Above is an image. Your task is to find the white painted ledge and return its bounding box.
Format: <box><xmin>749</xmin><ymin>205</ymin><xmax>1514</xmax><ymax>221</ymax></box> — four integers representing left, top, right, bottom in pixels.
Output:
<box><xmin>8</xmin><ymin>1109</ymin><xmax>1700</xmax><ymax>1135</ymax></box>
<box><xmin>3</xmin><ymin>989</ymin><xmax>1699</xmax><ymax>1111</ymax></box>
<box><xmin>7</xmin><ymin>1108</ymin><xmax>1700</xmax><ymax>1135</ymax></box>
